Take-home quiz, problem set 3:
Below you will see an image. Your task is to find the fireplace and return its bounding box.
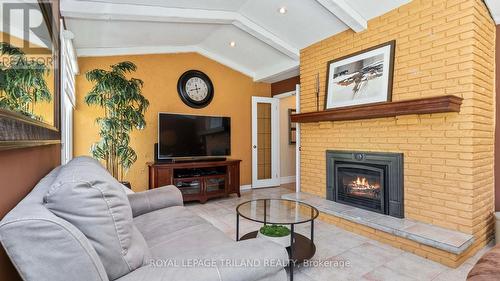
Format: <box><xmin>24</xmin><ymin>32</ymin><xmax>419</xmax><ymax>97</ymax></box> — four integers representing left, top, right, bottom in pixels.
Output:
<box><xmin>337</xmin><ymin>164</ymin><xmax>385</xmax><ymax>213</ymax></box>
<box><xmin>327</xmin><ymin>151</ymin><xmax>404</xmax><ymax>218</ymax></box>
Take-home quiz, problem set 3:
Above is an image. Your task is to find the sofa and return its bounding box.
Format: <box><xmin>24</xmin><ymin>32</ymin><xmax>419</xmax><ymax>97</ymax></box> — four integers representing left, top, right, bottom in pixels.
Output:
<box><xmin>0</xmin><ymin>157</ymin><xmax>288</xmax><ymax>281</ymax></box>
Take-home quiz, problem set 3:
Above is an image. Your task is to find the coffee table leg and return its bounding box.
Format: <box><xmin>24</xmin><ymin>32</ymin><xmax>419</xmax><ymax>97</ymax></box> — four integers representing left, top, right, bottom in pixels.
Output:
<box><xmin>290</xmin><ymin>224</ymin><xmax>294</xmax><ymax>281</ymax></box>
<box><xmin>311</xmin><ymin>219</ymin><xmax>314</xmax><ymax>243</ymax></box>
<box><xmin>236</xmin><ymin>213</ymin><xmax>239</xmax><ymax>241</ymax></box>
<box><xmin>263</xmin><ymin>200</ymin><xmax>267</xmax><ymax>226</ymax></box>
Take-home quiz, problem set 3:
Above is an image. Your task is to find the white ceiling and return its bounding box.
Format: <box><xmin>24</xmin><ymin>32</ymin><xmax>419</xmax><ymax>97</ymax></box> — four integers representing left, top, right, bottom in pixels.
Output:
<box><xmin>485</xmin><ymin>0</ymin><xmax>500</xmax><ymax>24</ymax></box>
<box><xmin>61</xmin><ymin>0</ymin><xmax>410</xmax><ymax>82</ymax></box>
<box><xmin>239</xmin><ymin>0</ymin><xmax>347</xmax><ymax>49</ymax></box>
<box><xmin>79</xmin><ymin>0</ymin><xmax>251</xmax><ymax>11</ymax></box>
<box><xmin>70</xmin><ymin>20</ymin><xmax>219</xmax><ymax>48</ymax></box>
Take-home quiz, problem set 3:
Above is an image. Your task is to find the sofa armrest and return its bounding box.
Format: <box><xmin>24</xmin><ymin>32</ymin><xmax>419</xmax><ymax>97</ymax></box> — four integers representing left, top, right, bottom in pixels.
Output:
<box><xmin>127</xmin><ymin>185</ymin><xmax>183</xmax><ymax>217</ymax></box>
<box><xmin>116</xmin><ymin>239</ymin><xmax>288</xmax><ymax>281</ymax></box>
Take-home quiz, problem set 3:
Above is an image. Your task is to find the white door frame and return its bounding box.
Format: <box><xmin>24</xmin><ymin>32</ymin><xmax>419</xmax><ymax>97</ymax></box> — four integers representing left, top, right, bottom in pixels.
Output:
<box><xmin>270</xmin><ymin>86</ymin><xmax>301</xmax><ymax>192</ymax></box>
<box><xmin>60</xmin><ymin>24</ymin><xmax>78</xmax><ymax>164</ymax></box>
<box><xmin>295</xmin><ymin>84</ymin><xmax>301</xmax><ymax>193</ymax></box>
<box><xmin>252</xmin><ymin>96</ymin><xmax>280</xmax><ymax>188</ymax></box>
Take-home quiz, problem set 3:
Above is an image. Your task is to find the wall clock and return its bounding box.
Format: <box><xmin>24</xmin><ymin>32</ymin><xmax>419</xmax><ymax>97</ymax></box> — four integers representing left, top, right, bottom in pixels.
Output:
<box><xmin>177</xmin><ymin>70</ymin><xmax>214</xmax><ymax>108</ymax></box>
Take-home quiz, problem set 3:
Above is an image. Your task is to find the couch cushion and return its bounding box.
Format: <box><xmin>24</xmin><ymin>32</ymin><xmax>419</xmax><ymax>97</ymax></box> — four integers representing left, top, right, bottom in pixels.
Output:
<box><xmin>0</xmin><ymin>166</ymin><xmax>109</xmax><ymax>281</ymax></box>
<box><xmin>134</xmin><ymin>206</ymin><xmax>232</xmax><ymax>257</ymax></box>
<box><xmin>44</xmin><ymin>157</ymin><xmax>150</xmax><ymax>280</ymax></box>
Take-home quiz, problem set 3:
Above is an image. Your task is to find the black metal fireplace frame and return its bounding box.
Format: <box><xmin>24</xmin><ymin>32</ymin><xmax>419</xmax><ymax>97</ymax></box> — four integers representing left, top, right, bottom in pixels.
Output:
<box><xmin>326</xmin><ymin>150</ymin><xmax>404</xmax><ymax>218</ymax></box>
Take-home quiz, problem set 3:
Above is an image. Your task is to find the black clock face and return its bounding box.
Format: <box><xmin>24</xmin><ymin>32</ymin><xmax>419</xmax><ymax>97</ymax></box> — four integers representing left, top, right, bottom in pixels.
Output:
<box><xmin>177</xmin><ymin>70</ymin><xmax>214</xmax><ymax>108</ymax></box>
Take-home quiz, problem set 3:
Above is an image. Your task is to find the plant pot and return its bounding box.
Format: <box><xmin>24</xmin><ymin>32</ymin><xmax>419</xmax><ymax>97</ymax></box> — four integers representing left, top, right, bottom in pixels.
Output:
<box><xmin>121</xmin><ymin>181</ymin><xmax>132</xmax><ymax>189</ymax></box>
<box><xmin>257</xmin><ymin>230</ymin><xmax>291</xmax><ymax>248</ymax></box>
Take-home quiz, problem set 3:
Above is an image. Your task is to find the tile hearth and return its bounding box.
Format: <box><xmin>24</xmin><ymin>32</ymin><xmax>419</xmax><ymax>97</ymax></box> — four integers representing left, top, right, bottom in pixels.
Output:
<box><xmin>282</xmin><ymin>192</ymin><xmax>474</xmax><ymax>255</ymax></box>
<box><xmin>185</xmin><ymin>185</ymin><xmax>491</xmax><ymax>281</ymax></box>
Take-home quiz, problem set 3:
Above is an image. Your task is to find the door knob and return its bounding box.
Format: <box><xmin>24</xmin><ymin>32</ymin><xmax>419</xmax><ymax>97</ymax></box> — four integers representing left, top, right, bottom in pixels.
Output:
<box><xmin>253</xmin><ymin>145</ymin><xmax>257</xmax><ymax>149</ymax></box>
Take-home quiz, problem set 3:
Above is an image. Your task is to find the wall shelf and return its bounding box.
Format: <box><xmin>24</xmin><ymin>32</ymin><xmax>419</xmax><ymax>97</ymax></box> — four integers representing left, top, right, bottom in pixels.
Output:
<box><xmin>290</xmin><ymin>95</ymin><xmax>462</xmax><ymax>123</ymax></box>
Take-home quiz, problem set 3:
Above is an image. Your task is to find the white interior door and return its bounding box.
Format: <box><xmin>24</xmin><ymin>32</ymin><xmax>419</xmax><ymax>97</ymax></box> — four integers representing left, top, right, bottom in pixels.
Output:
<box><xmin>252</xmin><ymin>97</ymin><xmax>280</xmax><ymax>188</ymax></box>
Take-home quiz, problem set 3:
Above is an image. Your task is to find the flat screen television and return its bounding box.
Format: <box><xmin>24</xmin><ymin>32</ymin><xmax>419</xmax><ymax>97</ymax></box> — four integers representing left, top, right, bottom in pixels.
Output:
<box><xmin>158</xmin><ymin>113</ymin><xmax>231</xmax><ymax>159</ymax></box>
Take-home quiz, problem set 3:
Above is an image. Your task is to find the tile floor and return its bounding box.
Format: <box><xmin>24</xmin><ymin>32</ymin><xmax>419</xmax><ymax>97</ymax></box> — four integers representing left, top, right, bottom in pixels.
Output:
<box><xmin>185</xmin><ymin>184</ymin><xmax>492</xmax><ymax>281</ymax></box>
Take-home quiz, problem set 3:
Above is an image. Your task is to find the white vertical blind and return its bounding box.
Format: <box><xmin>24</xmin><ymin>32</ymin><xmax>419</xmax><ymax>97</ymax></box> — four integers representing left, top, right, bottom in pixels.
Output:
<box><xmin>60</xmin><ymin>21</ymin><xmax>78</xmax><ymax>164</ymax></box>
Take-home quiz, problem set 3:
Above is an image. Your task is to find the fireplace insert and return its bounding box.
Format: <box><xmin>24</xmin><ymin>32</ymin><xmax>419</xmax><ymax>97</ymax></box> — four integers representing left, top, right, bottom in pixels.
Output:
<box><xmin>336</xmin><ymin>164</ymin><xmax>385</xmax><ymax>213</ymax></box>
<box><xmin>327</xmin><ymin>151</ymin><xmax>403</xmax><ymax>218</ymax></box>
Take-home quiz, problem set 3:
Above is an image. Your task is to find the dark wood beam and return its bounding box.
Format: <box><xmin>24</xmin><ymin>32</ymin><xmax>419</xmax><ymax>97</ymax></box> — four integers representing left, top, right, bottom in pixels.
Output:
<box><xmin>271</xmin><ymin>76</ymin><xmax>300</xmax><ymax>96</ymax></box>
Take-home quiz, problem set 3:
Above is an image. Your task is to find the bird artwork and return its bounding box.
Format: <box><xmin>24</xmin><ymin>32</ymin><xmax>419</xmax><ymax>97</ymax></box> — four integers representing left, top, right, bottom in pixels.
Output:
<box><xmin>335</xmin><ymin>59</ymin><xmax>384</xmax><ymax>100</ymax></box>
<box><xmin>325</xmin><ymin>41</ymin><xmax>394</xmax><ymax>109</ymax></box>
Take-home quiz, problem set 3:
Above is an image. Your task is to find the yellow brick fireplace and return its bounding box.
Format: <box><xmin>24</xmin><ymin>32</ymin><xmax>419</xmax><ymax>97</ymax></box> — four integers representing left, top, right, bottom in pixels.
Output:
<box><xmin>297</xmin><ymin>0</ymin><xmax>495</xmax><ymax>267</ymax></box>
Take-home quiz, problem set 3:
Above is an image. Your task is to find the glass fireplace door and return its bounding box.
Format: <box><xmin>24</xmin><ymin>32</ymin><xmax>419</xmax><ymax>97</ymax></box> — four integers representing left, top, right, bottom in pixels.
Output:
<box><xmin>335</xmin><ymin>164</ymin><xmax>385</xmax><ymax>214</ymax></box>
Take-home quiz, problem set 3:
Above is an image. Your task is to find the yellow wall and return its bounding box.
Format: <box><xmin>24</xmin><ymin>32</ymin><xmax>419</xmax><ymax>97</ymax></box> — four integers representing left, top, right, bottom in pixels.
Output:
<box><xmin>299</xmin><ymin>0</ymin><xmax>495</xmax><ymax>266</ymax></box>
<box><xmin>74</xmin><ymin>53</ymin><xmax>271</xmax><ymax>191</ymax></box>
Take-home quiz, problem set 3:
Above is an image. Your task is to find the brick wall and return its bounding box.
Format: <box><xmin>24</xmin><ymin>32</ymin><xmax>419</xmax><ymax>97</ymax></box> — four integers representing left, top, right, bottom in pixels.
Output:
<box><xmin>299</xmin><ymin>0</ymin><xmax>495</xmax><ymax>251</ymax></box>
<box><xmin>495</xmin><ymin>25</ymin><xmax>500</xmax><ymax>211</ymax></box>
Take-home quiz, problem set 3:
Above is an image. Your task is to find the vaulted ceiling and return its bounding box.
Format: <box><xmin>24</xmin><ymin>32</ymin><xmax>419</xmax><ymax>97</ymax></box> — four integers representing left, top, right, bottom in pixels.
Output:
<box><xmin>485</xmin><ymin>0</ymin><xmax>500</xmax><ymax>24</ymax></box>
<box><xmin>61</xmin><ymin>0</ymin><xmax>410</xmax><ymax>82</ymax></box>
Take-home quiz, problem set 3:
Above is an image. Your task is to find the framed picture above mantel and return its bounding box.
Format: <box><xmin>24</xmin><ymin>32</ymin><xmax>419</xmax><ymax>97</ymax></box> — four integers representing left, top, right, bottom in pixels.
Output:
<box><xmin>325</xmin><ymin>40</ymin><xmax>395</xmax><ymax>110</ymax></box>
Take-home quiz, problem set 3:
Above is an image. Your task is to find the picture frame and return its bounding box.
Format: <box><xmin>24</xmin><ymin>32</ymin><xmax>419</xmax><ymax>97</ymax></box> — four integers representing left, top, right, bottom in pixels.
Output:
<box><xmin>0</xmin><ymin>0</ymin><xmax>61</xmax><ymax>150</ymax></box>
<box><xmin>288</xmin><ymin>109</ymin><xmax>296</xmax><ymax>145</ymax></box>
<box><xmin>325</xmin><ymin>40</ymin><xmax>395</xmax><ymax>110</ymax></box>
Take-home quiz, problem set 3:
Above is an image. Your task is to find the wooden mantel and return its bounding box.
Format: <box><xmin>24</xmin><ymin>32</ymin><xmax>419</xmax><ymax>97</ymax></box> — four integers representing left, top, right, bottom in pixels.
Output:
<box><xmin>290</xmin><ymin>95</ymin><xmax>463</xmax><ymax>123</ymax></box>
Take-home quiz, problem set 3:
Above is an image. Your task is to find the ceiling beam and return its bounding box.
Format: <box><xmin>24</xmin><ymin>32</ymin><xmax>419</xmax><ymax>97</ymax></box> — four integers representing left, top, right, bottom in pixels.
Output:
<box><xmin>315</xmin><ymin>0</ymin><xmax>367</xmax><ymax>32</ymax></box>
<box><xmin>233</xmin><ymin>15</ymin><xmax>299</xmax><ymax>60</ymax></box>
<box><xmin>76</xmin><ymin>46</ymin><xmax>198</xmax><ymax>57</ymax></box>
<box><xmin>60</xmin><ymin>0</ymin><xmax>299</xmax><ymax>60</ymax></box>
<box><xmin>75</xmin><ymin>44</ymin><xmax>301</xmax><ymax>83</ymax></box>
<box><xmin>61</xmin><ymin>0</ymin><xmax>234</xmax><ymax>24</ymax></box>
<box><xmin>196</xmin><ymin>47</ymin><xmax>256</xmax><ymax>79</ymax></box>
<box><xmin>75</xmin><ymin>45</ymin><xmax>256</xmax><ymax>79</ymax></box>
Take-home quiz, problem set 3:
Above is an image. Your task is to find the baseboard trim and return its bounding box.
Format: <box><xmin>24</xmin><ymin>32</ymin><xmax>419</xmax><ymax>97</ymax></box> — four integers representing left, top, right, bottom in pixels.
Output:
<box><xmin>242</xmin><ymin>177</ymin><xmax>296</xmax><ymax>190</ymax></box>
<box><xmin>280</xmin><ymin>176</ymin><xmax>296</xmax><ymax>184</ymax></box>
<box><xmin>240</xmin><ymin>184</ymin><xmax>252</xmax><ymax>191</ymax></box>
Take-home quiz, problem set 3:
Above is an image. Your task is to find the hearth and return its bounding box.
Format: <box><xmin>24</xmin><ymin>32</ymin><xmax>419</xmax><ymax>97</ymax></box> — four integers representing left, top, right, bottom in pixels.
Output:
<box><xmin>326</xmin><ymin>151</ymin><xmax>404</xmax><ymax>218</ymax></box>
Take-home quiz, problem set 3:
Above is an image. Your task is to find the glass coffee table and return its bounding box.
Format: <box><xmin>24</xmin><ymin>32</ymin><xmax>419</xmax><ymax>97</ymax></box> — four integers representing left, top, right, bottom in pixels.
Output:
<box><xmin>236</xmin><ymin>199</ymin><xmax>319</xmax><ymax>281</ymax></box>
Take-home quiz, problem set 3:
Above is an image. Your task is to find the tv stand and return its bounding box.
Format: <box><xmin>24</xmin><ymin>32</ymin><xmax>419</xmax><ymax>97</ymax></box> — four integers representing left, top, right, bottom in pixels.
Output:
<box><xmin>148</xmin><ymin>159</ymin><xmax>241</xmax><ymax>203</ymax></box>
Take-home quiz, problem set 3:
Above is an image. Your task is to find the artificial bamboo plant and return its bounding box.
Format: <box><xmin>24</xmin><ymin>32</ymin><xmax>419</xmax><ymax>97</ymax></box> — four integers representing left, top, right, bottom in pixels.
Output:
<box><xmin>0</xmin><ymin>42</ymin><xmax>52</xmax><ymax>120</ymax></box>
<box><xmin>85</xmin><ymin>61</ymin><xmax>149</xmax><ymax>181</ymax></box>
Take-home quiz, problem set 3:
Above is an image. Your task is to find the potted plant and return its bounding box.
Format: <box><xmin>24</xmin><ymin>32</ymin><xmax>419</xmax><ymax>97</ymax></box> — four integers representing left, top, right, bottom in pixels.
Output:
<box><xmin>84</xmin><ymin>61</ymin><xmax>149</xmax><ymax>186</ymax></box>
<box><xmin>257</xmin><ymin>224</ymin><xmax>291</xmax><ymax>248</ymax></box>
<box><xmin>0</xmin><ymin>42</ymin><xmax>52</xmax><ymax>121</ymax></box>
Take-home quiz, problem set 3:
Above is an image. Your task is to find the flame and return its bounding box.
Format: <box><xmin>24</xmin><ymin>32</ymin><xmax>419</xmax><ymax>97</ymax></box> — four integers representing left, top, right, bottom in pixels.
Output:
<box><xmin>355</xmin><ymin>176</ymin><xmax>368</xmax><ymax>186</ymax></box>
<box><xmin>350</xmin><ymin>177</ymin><xmax>379</xmax><ymax>190</ymax></box>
